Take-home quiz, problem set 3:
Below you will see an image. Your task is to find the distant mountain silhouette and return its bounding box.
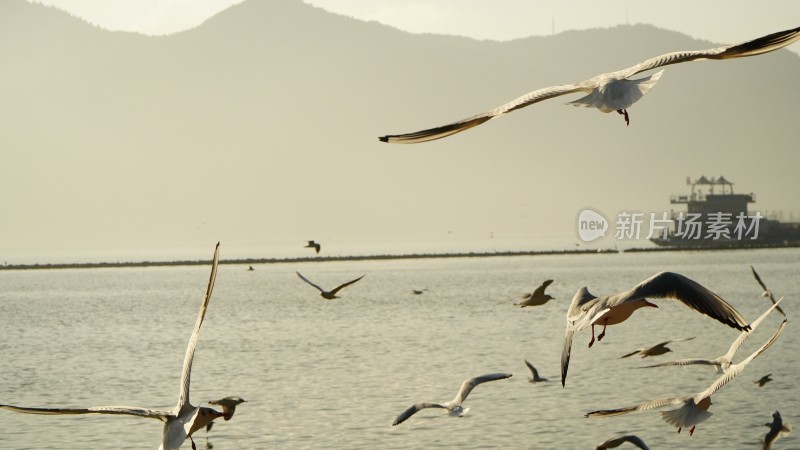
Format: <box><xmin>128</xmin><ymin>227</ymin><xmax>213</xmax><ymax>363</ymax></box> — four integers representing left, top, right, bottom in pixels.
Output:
<box><xmin>1</xmin><ymin>0</ymin><xmax>798</xmax><ymax>254</ymax></box>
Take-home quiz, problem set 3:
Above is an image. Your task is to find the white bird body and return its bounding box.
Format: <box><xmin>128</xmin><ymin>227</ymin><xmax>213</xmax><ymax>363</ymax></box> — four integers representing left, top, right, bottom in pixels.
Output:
<box><xmin>0</xmin><ymin>244</ymin><xmax>224</xmax><ymax>450</ymax></box>
<box><xmin>392</xmin><ymin>373</ymin><xmax>512</xmax><ymax>426</ymax></box>
<box><xmin>561</xmin><ymin>271</ymin><xmax>751</xmax><ymax>386</ymax></box>
<box><xmin>380</xmin><ymin>26</ymin><xmax>800</xmax><ymax>143</ymax></box>
<box><xmin>586</xmin><ymin>319</ymin><xmax>787</xmax><ymax>435</ymax></box>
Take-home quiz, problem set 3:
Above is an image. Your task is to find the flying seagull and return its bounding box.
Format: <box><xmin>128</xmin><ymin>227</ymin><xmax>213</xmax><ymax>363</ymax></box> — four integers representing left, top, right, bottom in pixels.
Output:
<box><xmin>516</xmin><ymin>279</ymin><xmax>555</xmax><ymax>307</ymax></box>
<box><xmin>750</xmin><ymin>266</ymin><xmax>787</xmax><ymax>317</ymax></box>
<box><xmin>206</xmin><ymin>396</ymin><xmax>247</xmax><ymax>432</ymax></box>
<box><xmin>524</xmin><ymin>360</ymin><xmax>548</xmax><ymax>383</ymax></box>
<box><xmin>620</xmin><ymin>337</ymin><xmax>695</xmax><ymax>359</ymax></box>
<box><xmin>595</xmin><ymin>434</ymin><xmax>650</xmax><ymax>450</ymax></box>
<box><xmin>296</xmin><ymin>271</ymin><xmax>365</xmax><ymax>299</ymax></box>
<box><xmin>561</xmin><ymin>271</ymin><xmax>750</xmax><ymax>387</ymax></box>
<box><xmin>586</xmin><ymin>319</ymin><xmax>786</xmax><ymax>436</ymax></box>
<box><xmin>754</xmin><ymin>374</ymin><xmax>773</xmax><ymax>387</ymax></box>
<box><xmin>763</xmin><ymin>411</ymin><xmax>791</xmax><ymax>450</ymax></box>
<box><xmin>0</xmin><ymin>243</ymin><xmax>224</xmax><ymax>450</ymax></box>
<box><xmin>379</xmin><ymin>26</ymin><xmax>800</xmax><ymax>143</ymax></box>
<box><xmin>637</xmin><ymin>299</ymin><xmax>783</xmax><ymax>373</ymax></box>
<box><xmin>392</xmin><ymin>373</ymin><xmax>512</xmax><ymax>426</ymax></box>
<box><xmin>305</xmin><ymin>240</ymin><xmax>321</xmax><ymax>254</ymax></box>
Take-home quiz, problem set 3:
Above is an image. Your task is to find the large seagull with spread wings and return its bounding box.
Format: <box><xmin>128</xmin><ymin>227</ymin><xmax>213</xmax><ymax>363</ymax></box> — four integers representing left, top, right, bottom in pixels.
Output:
<box><xmin>380</xmin><ymin>26</ymin><xmax>800</xmax><ymax>144</ymax></box>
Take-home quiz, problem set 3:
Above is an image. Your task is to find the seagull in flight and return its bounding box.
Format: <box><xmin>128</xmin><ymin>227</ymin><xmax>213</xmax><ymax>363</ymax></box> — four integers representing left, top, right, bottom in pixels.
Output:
<box><xmin>637</xmin><ymin>299</ymin><xmax>783</xmax><ymax>373</ymax></box>
<box><xmin>763</xmin><ymin>411</ymin><xmax>791</xmax><ymax>450</ymax></box>
<box><xmin>620</xmin><ymin>337</ymin><xmax>695</xmax><ymax>359</ymax></box>
<box><xmin>750</xmin><ymin>266</ymin><xmax>787</xmax><ymax>317</ymax></box>
<box><xmin>524</xmin><ymin>360</ymin><xmax>548</xmax><ymax>383</ymax></box>
<box><xmin>516</xmin><ymin>279</ymin><xmax>555</xmax><ymax>307</ymax></box>
<box><xmin>595</xmin><ymin>434</ymin><xmax>650</xmax><ymax>450</ymax></box>
<box><xmin>296</xmin><ymin>271</ymin><xmax>365</xmax><ymax>299</ymax></box>
<box><xmin>754</xmin><ymin>374</ymin><xmax>773</xmax><ymax>387</ymax></box>
<box><xmin>0</xmin><ymin>243</ymin><xmax>225</xmax><ymax>450</ymax></box>
<box><xmin>392</xmin><ymin>373</ymin><xmax>512</xmax><ymax>426</ymax></box>
<box><xmin>205</xmin><ymin>396</ymin><xmax>247</xmax><ymax>432</ymax></box>
<box><xmin>379</xmin><ymin>26</ymin><xmax>800</xmax><ymax>144</ymax></box>
<box><xmin>586</xmin><ymin>319</ymin><xmax>786</xmax><ymax>436</ymax></box>
<box><xmin>304</xmin><ymin>240</ymin><xmax>321</xmax><ymax>254</ymax></box>
<box><xmin>561</xmin><ymin>271</ymin><xmax>751</xmax><ymax>387</ymax></box>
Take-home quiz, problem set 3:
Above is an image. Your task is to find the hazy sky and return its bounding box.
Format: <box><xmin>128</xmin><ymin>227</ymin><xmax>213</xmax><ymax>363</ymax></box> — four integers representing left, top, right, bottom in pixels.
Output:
<box><xmin>30</xmin><ymin>0</ymin><xmax>800</xmax><ymax>54</ymax></box>
<box><xmin>7</xmin><ymin>1</ymin><xmax>800</xmax><ymax>262</ymax></box>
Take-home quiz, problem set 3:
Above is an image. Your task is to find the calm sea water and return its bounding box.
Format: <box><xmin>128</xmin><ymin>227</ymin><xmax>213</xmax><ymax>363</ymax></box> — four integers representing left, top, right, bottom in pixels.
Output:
<box><xmin>0</xmin><ymin>248</ymin><xmax>797</xmax><ymax>449</ymax></box>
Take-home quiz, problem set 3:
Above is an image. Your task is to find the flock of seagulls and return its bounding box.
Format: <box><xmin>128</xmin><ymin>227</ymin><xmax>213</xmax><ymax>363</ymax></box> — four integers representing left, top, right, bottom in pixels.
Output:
<box><xmin>379</xmin><ymin>26</ymin><xmax>800</xmax><ymax>143</ymax></box>
<box><xmin>586</xmin><ymin>318</ymin><xmax>786</xmax><ymax>436</ymax></box>
<box><xmin>0</xmin><ymin>247</ymin><xmax>792</xmax><ymax>448</ymax></box>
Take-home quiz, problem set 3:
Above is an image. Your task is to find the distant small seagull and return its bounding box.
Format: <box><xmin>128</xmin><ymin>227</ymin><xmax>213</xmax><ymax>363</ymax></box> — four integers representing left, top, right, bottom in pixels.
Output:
<box><xmin>754</xmin><ymin>374</ymin><xmax>773</xmax><ymax>387</ymax></box>
<box><xmin>0</xmin><ymin>243</ymin><xmax>225</xmax><ymax>450</ymax></box>
<box><xmin>595</xmin><ymin>434</ymin><xmax>650</xmax><ymax>450</ymax></box>
<box><xmin>247</xmin><ymin>265</ymin><xmax>254</xmax><ymax>271</ymax></box>
<box><xmin>379</xmin><ymin>26</ymin><xmax>800</xmax><ymax>143</ymax></box>
<box><xmin>586</xmin><ymin>320</ymin><xmax>786</xmax><ymax>436</ymax></box>
<box><xmin>524</xmin><ymin>360</ymin><xmax>548</xmax><ymax>383</ymax></box>
<box><xmin>206</xmin><ymin>396</ymin><xmax>246</xmax><ymax>432</ymax></box>
<box><xmin>750</xmin><ymin>266</ymin><xmax>787</xmax><ymax>317</ymax></box>
<box><xmin>620</xmin><ymin>337</ymin><xmax>695</xmax><ymax>359</ymax></box>
<box><xmin>637</xmin><ymin>299</ymin><xmax>783</xmax><ymax>374</ymax></box>
<box><xmin>516</xmin><ymin>279</ymin><xmax>555</xmax><ymax>307</ymax></box>
<box><xmin>296</xmin><ymin>271</ymin><xmax>365</xmax><ymax>300</ymax></box>
<box><xmin>412</xmin><ymin>289</ymin><xmax>428</xmax><ymax>295</ymax></box>
<box><xmin>304</xmin><ymin>240</ymin><xmax>321</xmax><ymax>254</ymax></box>
<box><xmin>763</xmin><ymin>411</ymin><xmax>791</xmax><ymax>450</ymax></box>
<box><xmin>392</xmin><ymin>373</ymin><xmax>512</xmax><ymax>426</ymax></box>
<box><xmin>561</xmin><ymin>271</ymin><xmax>750</xmax><ymax>387</ymax></box>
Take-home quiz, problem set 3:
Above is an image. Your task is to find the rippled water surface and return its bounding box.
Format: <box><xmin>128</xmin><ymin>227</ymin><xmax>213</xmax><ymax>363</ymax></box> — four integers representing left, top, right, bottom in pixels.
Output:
<box><xmin>0</xmin><ymin>248</ymin><xmax>798</xmax><ymax>449</ymax></box>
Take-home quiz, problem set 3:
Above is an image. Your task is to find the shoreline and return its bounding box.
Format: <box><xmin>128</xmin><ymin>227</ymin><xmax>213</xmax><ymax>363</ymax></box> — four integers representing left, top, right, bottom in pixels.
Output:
<box><xmin>0</xmin><ymin>248</ymin><xmax>618</xmax><ymax>271</ymax></box>
<box><xmin>3</xmin><ymin>243</ymin><xmax>796</xmax><ymax>270</ymax></box>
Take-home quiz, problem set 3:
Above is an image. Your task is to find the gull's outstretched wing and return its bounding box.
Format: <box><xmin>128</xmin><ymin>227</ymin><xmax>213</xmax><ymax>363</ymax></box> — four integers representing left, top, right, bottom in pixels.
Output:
<box><xmin>329</xmin><ymin>274</ymin><xmax>366</xmax><ymax>296</ymax></box>
<box><xmin>296</xmin><ymin>271</ymin><xmax>326</xmax><ymax>293</ymax></box>
<box><xmin>721</xmin><ymin>299</ymin><xmax>783</xmax><ymax>363</ymax></box>
<box><xmin>596</xmin><ymin>434</ymin><xmax>650</xmax><ymax>450</ymax></box>
<box><xmin>616</xmin><ymin>271</ymin><xmax>750</xmax><ymax>331</ymax></box>
<box><xmin>379</xmin><ymin>83</ymin><xmax>590</xmax><ymax>144</ymax></box>
<box><xmin>638</xmin><ymin>358</ymin><xmax>720</xmax><ymax>369</ymax></box>
<box><xmin>561</xmin><ymin>286</ymin><xmax>598</xmax><ymax>387</ymax></box>
<box><xmin>392</xmin><ymin>402</ymin><xmax>445</xmax><ymax>426</ymax></box>
<box><xmin>177</xmin><ymin>243</ymin><xmax>220</xmax><ymax>412</ymax></box>
<box><xmin>694</xmin><ymin>320</ymin><xmax>786</xmax><ymax>403</ymax></box>
<box><xmin>586</xmin><ymin>396</ymin><xmax>686</xmax><ymax>418</ymax></box>
<box><xmin>524</xmin><ymin>360</ymin><xmax>540</xmax><ymax>378</ymax></box>
<box><xmin>452</xmin><ymin>373</ymin><xmax>513</xmax><ymax>405</ymax></box>
<box><xmin>0</xmin><ymin>404</ymin><xmax>170</xmax><ymax>420</ymax></box>
<box><xmin>531</xmin><ymin>279</ymin><xmax>554</xmax><ymax>298</ymax></box>
<box><xmin>619</xmin><ymin>26</ymin><xmax>800</xmax><ymax>78</ymax></box>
